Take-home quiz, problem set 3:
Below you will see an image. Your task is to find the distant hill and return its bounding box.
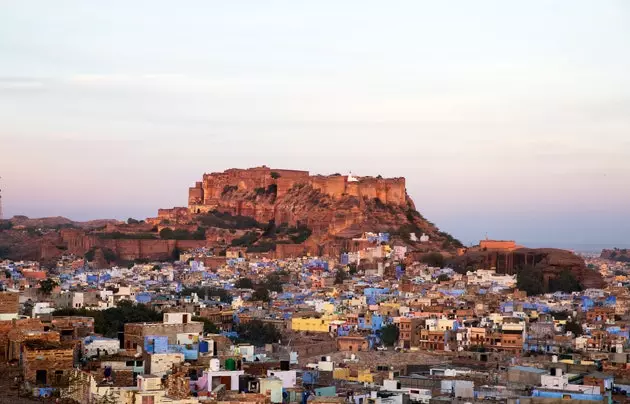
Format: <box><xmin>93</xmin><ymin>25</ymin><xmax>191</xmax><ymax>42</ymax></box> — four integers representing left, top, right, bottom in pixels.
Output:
<box><xmin>601</xmin><ymin>248</ymin><xmax>630</xmax><ymax>263</ymax></box>
<box><xmin>7</xmin><ymin>215</ymin><xmax>119</xmax><ymax>229</ymax></box>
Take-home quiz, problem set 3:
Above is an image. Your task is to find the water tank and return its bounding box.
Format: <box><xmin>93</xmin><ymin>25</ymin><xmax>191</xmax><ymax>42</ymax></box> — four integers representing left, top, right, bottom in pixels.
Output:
<box><xmin>552</xmin><ymin>355</ymin><xmax>558</xmax><ymax>363</ymax></box>
<box><xmin>210</xmin><ymin>358</ymin><xmax>220</xmax><ymax>371</ymax></box>
<box><xmin>326</xmin><ymin>356</ymin><xmax>332</xmax><ymax>362</ymax></box>
<box><xmin>225</xmin><ymin>358</ymin><xmax>237</xmax><ymax>371</ymax></box>
<box><xmin>350</xmin><ymin>354</ymin><xmax>356</xmax><ymax>360</ymax></box>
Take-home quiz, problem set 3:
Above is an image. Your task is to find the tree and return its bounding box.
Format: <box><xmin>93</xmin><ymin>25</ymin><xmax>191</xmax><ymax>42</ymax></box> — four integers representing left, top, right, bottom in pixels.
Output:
<box><xmin>251</xmin><ymin>287</ymin><xmax>270</xmax><ymax>302</ymax></box>
<box><xmin>53</xmin><ymin>300</ymin><xmax>162</xmax><ymax>338</ymax></box>
<box><xmin>565</xmin><ymin>320</ymin><xmax>583</xmax><ymax>336</ymax></box>
<box><xmin>39</xmin><ymin>279</ymin><xmax>58</xmax><ymax>295</ymax></box>
<box><xmin>380</xmin><ymin>324</ymin><xmax>399</xmax><ymax>346</ymax></box>
<box><xmin>84</xmin><ymin>248</ymin><xmax>96</xmax><ymax>261</ymax></box>
<box><xmin>516</xmin><ymin>265</ymin><xmax>544</xmax><ymax>296</ymax></box>
<box><xmin>127</xmin><ymin>218</ymin><xmax>140</xmax><ymax>225</ymax></box>
<box><xmin>422</xmin><ymin>252</ymin><xmax>445</xmax><ymax>268</ymax></box>
<box><xmin>264</xmin><ymin>273</ymin><xmax>283</xmax><ymax>293</ymax></box>
<box><xmin>193</xmin><ymin>316</ymin><xmax>220</xmax><ymax>334</ymax></box>
<box><xmin>335</xmin><ymin>269</ymin><xmax>349</xmax><ymax>284</ymax></box>
<box><xmin>22</xmin><ymin>299</ymin><xmax>34</xmax><ymax>317</ymax></box>
<box><xmin>234</xmin><ymin>278</ymin><xmax>254</xmax><ymax>289</ymax></box>
<box><xmin>0</xmin><ymin>221</ymin><xmax>12</xmax><ymax>231</ymax></box>
<box><xmin>549</xmin><ymin>270</ymin><xmax>582</xmax><ymax>293</ymax></box>
<box><xmin>234</xmin><ymin>320</ymin><xmax>281</xmax><ymax>346</ymax></box>
<box><xmin>437</xmin><ymin>274</ymin><xmax>450</xmax><ymax>283</ymax></box>
<box><xmin>270</xmin><ymin>172</ymin><xmax>281</xmax><ymax>179</ymax></box>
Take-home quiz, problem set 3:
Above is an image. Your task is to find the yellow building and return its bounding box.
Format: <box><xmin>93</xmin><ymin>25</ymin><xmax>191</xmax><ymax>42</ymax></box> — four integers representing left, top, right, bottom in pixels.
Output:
<box><xmin>333</xmin><ymin>368</ymin><xmax>375</xmax><ymax>383</ymax></box>
<box><xmin>291</xmin><ymin>316</ymin><xmax>333</xmax><ymax>333</ymax></box>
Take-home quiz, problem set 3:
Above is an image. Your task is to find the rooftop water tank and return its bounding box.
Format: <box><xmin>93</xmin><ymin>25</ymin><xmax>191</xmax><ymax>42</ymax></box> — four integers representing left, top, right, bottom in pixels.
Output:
<box><xmin>225</xmin><ymin>358</ymin><xmax>237</xmax><ymax>371</ymax></box>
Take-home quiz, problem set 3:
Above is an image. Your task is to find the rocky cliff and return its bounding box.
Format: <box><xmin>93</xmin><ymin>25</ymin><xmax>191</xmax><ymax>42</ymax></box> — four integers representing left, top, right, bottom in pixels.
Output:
<box><xmin>157</xmin><ymin>166</ymin><xmax>460</xmax><ymax>252</ymax></box>
<box><xmin>452</xmin><ymin>247</ymin><xmax>604</xmax><ymax>290</ymax></box>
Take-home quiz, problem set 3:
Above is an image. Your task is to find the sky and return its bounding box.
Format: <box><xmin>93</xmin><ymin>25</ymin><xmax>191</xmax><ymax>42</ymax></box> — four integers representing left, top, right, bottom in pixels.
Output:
<box><xmin>1</xmin><ymin>1</ymin><xmax>629</xmax><ymax>249</ymax></box>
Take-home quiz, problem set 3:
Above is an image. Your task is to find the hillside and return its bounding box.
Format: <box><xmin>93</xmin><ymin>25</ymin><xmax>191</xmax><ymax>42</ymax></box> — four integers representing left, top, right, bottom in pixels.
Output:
<box><xmin>0</xmin><ymin>167</ymin><xmax>463</xmax><ymax>262</ymax></box>
<box><xmin>155</xmin><ymin>167</ymin><xmax>463</xmax><ymax>256</ymax></box>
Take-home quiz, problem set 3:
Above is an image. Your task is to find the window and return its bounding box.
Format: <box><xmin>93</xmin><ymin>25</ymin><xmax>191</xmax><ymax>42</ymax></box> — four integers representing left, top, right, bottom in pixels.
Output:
<box><xmin>142</xmin><ymin>396</ymin><xmax>155</xmax><ymax>404</ymax></box>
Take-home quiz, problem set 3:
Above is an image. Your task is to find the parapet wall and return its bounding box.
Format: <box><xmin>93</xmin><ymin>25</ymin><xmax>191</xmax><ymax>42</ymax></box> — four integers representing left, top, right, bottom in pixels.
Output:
<box><xmin>59</xmin><ymin>229</ymin><xmax>208</xmax><ymax>261</ymax></box>
<box><xmin>187</xmin><ymin>167</ymin><xmax>407</xmax><ymax>212</ymax></box>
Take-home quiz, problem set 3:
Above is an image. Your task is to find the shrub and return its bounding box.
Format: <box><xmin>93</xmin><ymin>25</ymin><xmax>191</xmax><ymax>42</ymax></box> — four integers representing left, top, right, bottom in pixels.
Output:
<box><xmin>422</xmin><ymin>252</ymin><xmax>445</xmax><ymax>268</ymax></box>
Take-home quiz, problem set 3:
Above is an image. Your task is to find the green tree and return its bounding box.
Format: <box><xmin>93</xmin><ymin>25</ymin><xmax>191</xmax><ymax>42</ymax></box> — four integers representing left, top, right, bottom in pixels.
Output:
<box><xmin>84</xmin><ymin>248</ymin><xmax>96</xmax><ymax>261</ymax></box>
<box><xmin>0</xmin><ymin>221</ymin><xmax>12</xmax><ymax>231</ymax></box>
<box><xmin>53</xmin><ymin>300</ymin><xmax>162</xmax><ymax>338</ymax></box>
<box><xmin>565</xmin><ymin>320</ymin><xmax>583</xmax><ymax>336</ymax></box>
<box><xmin>516</xmin><ymin>265</ymin><xmax>544</xmax><ymax>296</ymax></box>
<box><xmin>234</xmin><ymin>319</ymin><xmax>281</xmax><ymax>345</ymax></box>
<box><xmin>335</xmin><ymin>269</ymin><xmax>349</xmax><ymax>284</ymax></box>
<box><xmin>380</xmin><ymin>324</ymin><xmax>400</xmax><ymax>346</ymax></box>
<box><xmin>127</xmin><ymin>218</ymin><xmax>140</xmax><ymax>224</ymax></box>
<box><xmin>549</xmin><ymin>270</ymin><xmax>582</xmax><ymax>293</ymax></box>
<box><xmin>270</xmin><ymin>172</ymin><xmax>281</xmax><ymax>179</ymax></box>
<box><xmin>251</xmin><ymin>287</ymin><xmax>270</xmax><ymax>302</ymax></box>
<box><xmin>193</xmin><ymin>316</ymin><xmax>221</xmax><ymax>334</ymax></box>
<box><xmin>264</xmin><ymin>273</ymin><xmax>283</xmax><ymax>292</ymax></box>
<box><xmin>39</xmin><ymin>278</ymin><xmax>58</xmax><ymax>295</ymax></box>
<box><xmin>437</xmin><ymin>274</ymin><xmax>450</xmax><ymax>283</ymax></box>
<box><xmin>234</xmin><ymin>278</ymin><xmax>254</xmax><ymax>289</ymax></box>
<box><xmin>422</xmin><ymin>252</ymin><xmax>445</xmax><ymax>268</ymax></box>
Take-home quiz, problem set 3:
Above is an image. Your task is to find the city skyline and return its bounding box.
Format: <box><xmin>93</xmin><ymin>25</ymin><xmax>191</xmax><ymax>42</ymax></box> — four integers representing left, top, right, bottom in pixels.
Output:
<box><xmin>1</xmin><ymin>0</ymin><xmax>629</xmax><ymax>247</ymax></box>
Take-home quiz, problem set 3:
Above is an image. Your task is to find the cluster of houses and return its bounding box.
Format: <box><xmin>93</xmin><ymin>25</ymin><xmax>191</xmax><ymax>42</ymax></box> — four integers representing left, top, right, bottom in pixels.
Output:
<box><xmin>0</xmin><ymin>236</ymin><xmax>629</xmax><ymax>403</ymax></box>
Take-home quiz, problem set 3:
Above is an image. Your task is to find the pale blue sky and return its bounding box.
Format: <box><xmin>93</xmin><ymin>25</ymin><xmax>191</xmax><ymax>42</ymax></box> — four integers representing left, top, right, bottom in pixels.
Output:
<box><xmin>1</xmin><ymin>1</ymin><xmax>629</xmax><ymax>248</ymax></box>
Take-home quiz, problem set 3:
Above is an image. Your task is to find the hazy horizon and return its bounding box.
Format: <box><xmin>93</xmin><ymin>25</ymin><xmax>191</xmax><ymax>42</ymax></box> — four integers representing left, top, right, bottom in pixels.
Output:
<box><xmin>1</xmin><ymin>1</ymin><xmax>629</xmax><ymax>247</ymax></box>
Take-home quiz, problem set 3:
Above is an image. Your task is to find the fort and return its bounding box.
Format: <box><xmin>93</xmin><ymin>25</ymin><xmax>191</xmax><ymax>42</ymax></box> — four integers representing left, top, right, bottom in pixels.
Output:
<box><xmin>186</xmin><ymin>166</ymin><xmax>407</xmax><ymax>216</ymax></box>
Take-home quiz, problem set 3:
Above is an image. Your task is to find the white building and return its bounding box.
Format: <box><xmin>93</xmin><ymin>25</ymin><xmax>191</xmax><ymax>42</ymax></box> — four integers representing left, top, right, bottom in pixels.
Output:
<box><xmin>82</xmin><ymin>336</ymin><xmax>121</xmax><ymax>358</ymax></box>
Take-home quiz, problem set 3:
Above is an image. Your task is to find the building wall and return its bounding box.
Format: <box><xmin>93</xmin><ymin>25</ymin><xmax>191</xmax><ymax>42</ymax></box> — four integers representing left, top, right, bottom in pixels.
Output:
<box><xmin>291</xmin><ymin>317</ymin><xmax>332</xmax><ymax>333</ymax></box>
<box><xmin>0</xmin><ymin>292</ymin><xmax>19</xmax><ymax>314</ymax></box>
<box><xmin>124</xmin><ymin>322</ymin><xmax>203</xmax><ymax>350</ymax></box>
<box><xmin>0</xmin><ymin>318</ymin><xmax>44</xmax><ymax>360</ymax></box>
<box><xmin>146</xmin><ymin>352</ymin><xmax>185</xmax><ymax>377</ymax></box>
<box><xmin>23</xmin><ymin>346</ymin><xmax>75</xmax><ymax>384</ymax></box>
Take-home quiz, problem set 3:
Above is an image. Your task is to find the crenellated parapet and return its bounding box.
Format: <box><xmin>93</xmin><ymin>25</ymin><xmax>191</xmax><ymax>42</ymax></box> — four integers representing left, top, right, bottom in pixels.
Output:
<box><xmin>186</xmin><ymin>167</ymin><xmax>407</xmax><ymax>213</ymax></box>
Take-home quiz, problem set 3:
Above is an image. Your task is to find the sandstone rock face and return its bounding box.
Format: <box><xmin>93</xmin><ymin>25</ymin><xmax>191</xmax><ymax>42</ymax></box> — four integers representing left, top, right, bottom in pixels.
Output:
<box><xmin>187</xmin><ymin>167</ymin><xmax>407</xmax><ymax>219</ymax></box>
<box><xmin>184</xmin><ymin>166</ymin><xmax>415</xmax><ymax>236</ymax></box>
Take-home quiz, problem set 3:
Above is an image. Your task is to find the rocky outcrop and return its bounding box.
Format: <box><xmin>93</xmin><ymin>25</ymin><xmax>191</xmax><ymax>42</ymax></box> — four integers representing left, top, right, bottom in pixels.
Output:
<box><xmin>452</xmin><ymin>247</ymin><xmax>604</xmax><ymax>289</ymax></box>
<box><xmin>174</xmin><ymin>166</ymin><xmax>435</xmax><ymax>238</ymax></box>
<box><xmin>601</xmin><ymin>248</ymin><xmax>630</xmax><ymax>262</ymax></box>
